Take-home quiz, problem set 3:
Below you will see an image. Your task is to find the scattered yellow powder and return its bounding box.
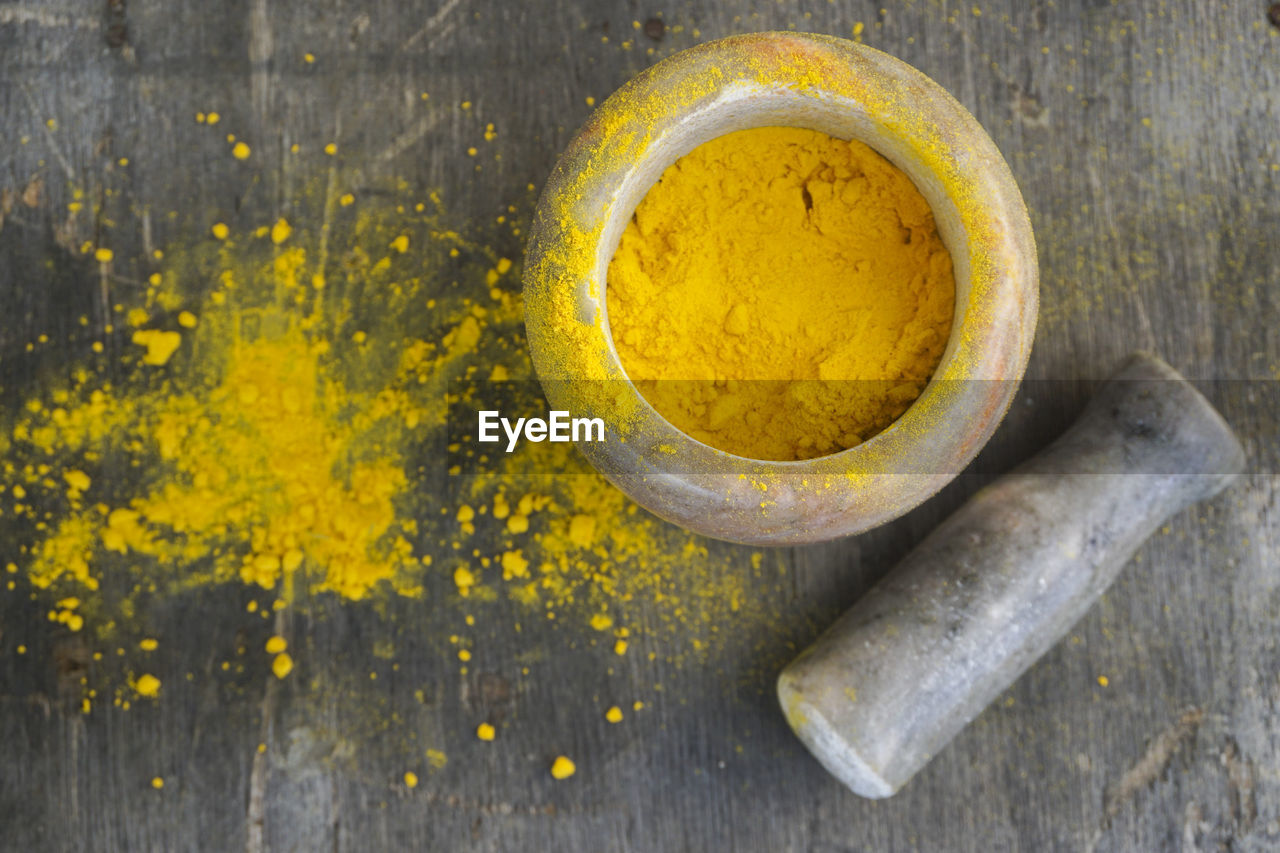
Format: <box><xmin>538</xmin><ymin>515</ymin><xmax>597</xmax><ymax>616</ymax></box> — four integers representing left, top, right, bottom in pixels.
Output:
<box><xmin>549</xmin><ymin>755</ymin><xmax>576</xmax><ymax>779</ymax></box>
<box><xmin>457</xmin><ymin>648</ymin><xmax>471</xmax><ymax>662</ymax></box>
<box><xmin>178</xmin><ymin>311</ymin><xmax>198</xmax><ymax>328</ymax></box>
<box><xmin>270</xmin><ymin>218</ymin><xmax>292</xmax><ymax>244</ymax></box>
<box><xmin>139</xmin><ymin>638</ymin><xmax>158</xmax><ymax>651</ymax></box>
<box><xmin>135</xmin><ymin>674</ymin><xmax>161</xmax><ymax>697</ymax></box>
<box><xmin>324</xmin><ymin>143</ymin><xmax>337</xmax><ymax>156</ymax></box>
<box><xmin>272</xmin><ymin>653</ymin><xmax>293</xmax><ymax>679</ymax></box>
<box><xmin>151</xmin><ymin>776</ymin><xmax>164</xmax><ymax>789</ymax></box>
<box><xmin>404</xmin><ymin>771</ymin><xmax>418</xmax><ymax>788</ymax></box>
<box><xmin>339</xmin><ymin>193</ymin><xmax>355</xmax><ymax>206</ymax></box>
<box><xmin>211</xmin><ymin>222</ymin><xmax>229</xmax><ymax>240</ymax></box>
<box><xmin>607</xmin><ymin>126</ymin><xmax>954</xmax><ymax>460</ymax></box>
<box><xmin>453</xmin><ymin>566</ymin><xmax>475</xmax><ymax>597</ymax></box>
<box><xmin>589</xmin><ymin>613</ymin><xmax>613</xmax><ymax>631</ymax></box>
<box><xmin>1097</xmin><ymin>675</ymin><xmax>1109</xmax><ymax>687</ymax></box>
<box><xmin>265</xmin><ymin>635</ymin><xmax>287</xmax><ymax>654</ymax></box>
<box><xmin>390</xmin><ymin>235</ymin><xmax>410</xmax><ymax>253</ymax></box>
<box><xmin>232</xmin><ymin>142</ymin><xmax>251</xmax><ymax>160</ymax></box>
<box><xmin>614</xmin><ymin>639</ymin><xmax>628</xmax><ymax>656</ymax></box>
<box><xmin>131</xmin><ymin>329</ymin><xmax>182</xmax><ymax>366</ymax></box>
<box><xmin>476</xmin><ymin>722</ymin><xmax>495</xmax><ymax>741</ymax></box>
<box><xmin>94</xmin><ymin>248</ymin><xmax>114</xmax><ymax>263</ymax></box>
<box><xmin>604</xmin><ymin>706</ymin><xmax>623</xmax><ymax>724</ymax></box>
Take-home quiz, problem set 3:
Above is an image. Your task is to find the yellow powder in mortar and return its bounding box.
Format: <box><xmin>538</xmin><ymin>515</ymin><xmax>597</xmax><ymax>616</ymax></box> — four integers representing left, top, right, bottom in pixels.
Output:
<box><xmin>607</xmin><ymin>126</ymin><xmax>955</xmax><ymax>461</ymax></box>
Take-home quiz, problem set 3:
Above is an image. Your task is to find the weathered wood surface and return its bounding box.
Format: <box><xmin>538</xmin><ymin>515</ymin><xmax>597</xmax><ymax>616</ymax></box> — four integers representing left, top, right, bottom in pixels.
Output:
<box><xmin>2</xmin><ymin>1</ymin><xmax>1278</xmax><ymax>850</ymax></box>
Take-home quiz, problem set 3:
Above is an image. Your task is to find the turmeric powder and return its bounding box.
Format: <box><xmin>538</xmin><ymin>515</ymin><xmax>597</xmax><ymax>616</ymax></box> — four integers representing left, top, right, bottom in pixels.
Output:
<box><xmin>607</xmin><ymin>126</ymin><xmax>955</xmax><ymax>460</ymax></box>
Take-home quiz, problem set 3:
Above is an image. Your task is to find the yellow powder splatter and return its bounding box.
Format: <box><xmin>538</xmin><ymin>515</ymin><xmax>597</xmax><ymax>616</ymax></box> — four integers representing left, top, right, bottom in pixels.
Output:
<box><xmin>139</xmin><ymin>638</ymin><xmax>158</xmax><ymax>651</ymax></box>
<box><xmin>604</xmin><ymin>706</ymin><xmax>623</xmax><ymax>724</ymax></box>
<box><xmin>131</xmin><ymin>329</ymin><xmax>182</xmax><ymax>366</ymax></box>
<box><xmin>272</xmin><ymin>653</ymin><xmax>293</xmax><ymax>679</ymax></box>
<box><xmin>270</xmin><ymin>218</ymin><xmax>292</xmax><ymax>244</ymax></box>
<box><xmin>265</xmin><ymin>636</ymin><xmax>287</xmax><ymax>654</ymax></box>
<box><xmin>589</xmin><ymin>613</ymin><xmax>613</xmax><ymax>631</ymax></box>
<box><xmin>476</xmin><ymin>722</ymin><xmax>495</xmax><ymax>741</ymax></box>
<box><xmin>211</xmin><ymin>223</ymin><xmax>229</xmax><ymax>240</ymax></box>
<box><xmin>232</xmin><ymin>142</ymin><xmax>251</xmax><ymax>160</ymax></box>
<box><xmin>178</xmin><ymin>311</ymin><xmax>198</xmax><ymax>328</ymax></box>
<box><xmin>94</xmin><ymin>248</ymin><xmax>113</xmax><ymax>263</ymax></box>
<box><xmin>134</xmin><ymin>674</ymin><xmax>161</xmax><ymax>696</ymax></box>
<box><xmin>426</xmin><ymin>749</ymin><xmax>447</xmax><ymax>769</ymax></box>
<box><xmin>151</xmin><ymin>776</ymin><xmax>164</xmax><ymax>789</ymax></box>
<box><xmin>403</xmin><ymin>771</ymin><xmax>418</xmax><ymax>788</ymax></box>
<box><xmin>323</xmin><ymin>143</ymin><xmax>337</xmax><ymax>156</ymax></box>
<box><xmin>549</xmin><ymin>755</ymin><xmax>576</xmax><ymax>779</ymax></box>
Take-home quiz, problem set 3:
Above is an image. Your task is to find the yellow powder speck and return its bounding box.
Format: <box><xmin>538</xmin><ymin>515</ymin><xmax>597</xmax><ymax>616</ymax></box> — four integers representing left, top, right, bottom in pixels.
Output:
<box><xmin>135</xmin><ymin>674</ymin><xmax>161</xmax><ymax>697</ymax></box>
<box><xmin>232</xmin><ymin>142</ymin><xmax>251</xmax><ymax>160</ymax></box>
<box><xmin>257</xmin><ymin>743</ymin><xmax>267</xmax><ymax>754</ymax></box>
<box><xmin>457</xmin><ymin>648</ymin><xmax>471</xmax><ymax>662</ymax></box>
<box><xmin>604</xmin><ymin>706</ymin><xmax>623</xmax><ymax>724</ymax></box>
<box><xmin>17</xmin><ymin>645</ymin><xmax>27</xmax><ymax>654</ymax></box>
<box><xmin>339</xmin><ymin>193</ymin><xmax>355</xmax><ymax>206</ymax></box>
<box><xmin>94</xmin><ymin>248</ymin><xmax>114</xmax><ymax>263</ymax></box>
<box><xmin>390</xmin><ymin>234</ymin><xmax>409</xmax><ymax>253</ymax></box>
<box><xmin>476</xmin><ymin>722</ymin><xmax>495</xmax><ymax>741</ymax></box>
<box><xmin>139</xmin><ymin>638</ymin><xmax>159</xmax><ymax>651</ymax></box>
<box><xmin>457</xmin><ymin>505</ymin><xmax>475</xmax><ymax>523</ymax></box>
<box><xmin>304</xmin><ymin>53</ymin><xmax>315</xmax><ymax>63</ymax></box>
<box><xmin>151</xmin><ymin>776</ymin><xmax>164</xmax><ymax>790</ymax></box>
<box><xmin>568</xmin><ymin>515</ymin><xmax>596</xmax><ymax>548</ymax></box>
<box><xmin>272</xmin><ymin>652</ymin><xmax>293</xmax><ymax>679</ymax></box>
<box><xmin>64</xmin><ymin>469</ymin><xmax>91</xmax><ymax>495</ymax></box>
<box><xmin>853</xmin><ymin>21</ymin><xmax>865</xmax><ymax>36</ymax></box>
<box><xmin>500</xmin><ymin>550</ymin><xmax>529</xmax><ymax>580</ymax></box>
<box><xmin>460</xmin><ymin>100</ymin><xmax>471</xmax><ymax>110</ymax></box>
<box><xmin>466</xmin><ymin>147</ymin><xmax>478</xmax><ymax>157</ymax></box>
<box><xmin>206</xmin><ymin>112</ymin><xmax>220</xmax><ymax>125</ymax></box>
<box><xmin>131</xmin><ymin>330</ymin><xmax>182</xmax><ymax>366</ymax></box>
<box><xmin>323</xmin><ymin>143</ymin><xmax>337</xmax><ymax>156</ymax></box>
<box><xmin>265</xmin><ymin>635</ymin><xmax>287</xmax><ymax>654</ymax></box>
<box><xmin>496</xmin><ymin>257</ymin><xmax>512</xmax><ymax>275</ymax></box>
<box><xmin>1097</xmin><ymin>675</ymin><xmax>1109</xmax><ymax>687</ymax></box>
<box><xmin>549</xmin><ymin>755</ymin><xmax>576</xmax><ymax>780</ymax></box>
<box><xmin>490</xmin><ymin>365</ymin><xmax>509</xmax><ymax>381</ymax></box>
<box><xmin>589</xmin><ymin>613</ymin><xmax>613</xmax><ymax>632</ymax></box>
<box><xmin>196</xmin><ymin>112</ymin><xmax>205</xmax><ymax>123</ymax></box>
<box><xmin>404</xmin><ymin>771</ymin><xmax>418</xmax><ymax>788</ymax></box>
<box><xmin>270</xmin><ymin>218</ymin><xmax>293</xmax><ymax>245</ymax></box>
<box><xmin>633</xmin><ymin>701</ymin><xmax>644</xmax><ymax>711</ymax></box>
<box><xmin>506</xmin><ymin>514</ymin><xmax>529</xmax><ymax>534</ymax></box>
<box><xmin>613</xmin><ymin>639</ymin><xmax>628</xmax><ymax>656</ymax></box>
<box><xmin>177</xmin><ymin>311</ymin><xmax>198</xmax><ymax>328</ymax></box>
<box><xmin>453</xmin><ymin>566</ymin><xmax>475</xmax><ymax>596</ymax></box>
<box><xmin>426</xmin><ymin>749</ymin><xmax>447</xmax><ymax>769</ymax></box>
<box><xmin>585</xmin><ymin>96</ymin><xmax>596</xmax><ymax>106</ymax></box>
<box><xmin>211</xmin><ymin>222</ymin><xmax>229</xmax><ymax>240</ymax></box>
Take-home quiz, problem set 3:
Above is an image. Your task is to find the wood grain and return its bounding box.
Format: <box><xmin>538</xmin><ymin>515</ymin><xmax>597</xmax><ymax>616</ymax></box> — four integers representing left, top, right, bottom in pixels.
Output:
<box><xmin>2</xmin><ymin>1</ymin><xmax>1278</xmax><ymax>850</ymax></box>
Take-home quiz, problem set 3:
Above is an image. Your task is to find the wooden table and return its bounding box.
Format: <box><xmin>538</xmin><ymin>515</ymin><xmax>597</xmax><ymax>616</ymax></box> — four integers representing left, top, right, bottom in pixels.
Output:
<box><xmin>2</xmin><ymin>1</ymin><xmax>1277</xmax><ymax>850</ymax></box>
